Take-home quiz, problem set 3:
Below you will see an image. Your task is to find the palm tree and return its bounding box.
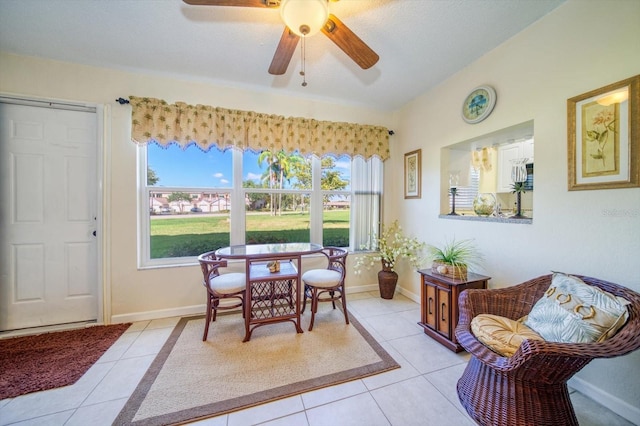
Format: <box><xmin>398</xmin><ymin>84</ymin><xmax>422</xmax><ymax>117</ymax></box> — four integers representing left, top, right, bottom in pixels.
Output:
<box><xmin>258</xmin><ymin>150</ymin><xmax>278</xmax><ymax>215</ymax></box>
<box><xmin>258</xmin><ymin>150</ymin><xmax>303</xmax><ymax>215</ymax></box>
<box><xmin>275</xmin><ymin>150</ymin><xmax>302</xmax><ymax>215</ymax></box>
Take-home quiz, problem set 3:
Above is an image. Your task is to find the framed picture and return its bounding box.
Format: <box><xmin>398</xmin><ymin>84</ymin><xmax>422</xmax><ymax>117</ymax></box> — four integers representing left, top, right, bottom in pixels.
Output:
<box><xmin>404</xmin><ymin>149</ymin><xmax>421</xmax><ymax>199</ymax></box>
<box><xmin>567</xmin><ymin>75</ymin><xmax>639</xmax><ymax>190</ymax></box>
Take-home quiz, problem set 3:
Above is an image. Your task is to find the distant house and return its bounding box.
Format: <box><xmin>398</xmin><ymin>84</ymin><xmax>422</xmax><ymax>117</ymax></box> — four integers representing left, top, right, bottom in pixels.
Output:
<box><xmin>149</xmin><ymin>196</ymin><xmax>171</xmax><ymax>214</ymax></box>
<box><xmin>325</xmin><ymin>200</ymin><xmax>349</xmax><ymax>209</ymax></box>
<box><xmin>195</xmin><ymin>193</ymin><xmax>230</xmax><ymax>212</ymax></box>
<box><xmin>170</xmin><ymin>199</ymin><xmax>191</xmax><ymax>213</ymax></box>
<box><xmin>149</xmin><ymin>191</ymin><xmax>235</xmax><ymax>214</ymax></box>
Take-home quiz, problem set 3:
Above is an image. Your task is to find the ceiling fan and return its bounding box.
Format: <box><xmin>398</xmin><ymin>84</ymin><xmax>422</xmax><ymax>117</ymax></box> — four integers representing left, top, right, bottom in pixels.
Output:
<box><xmin>183</xmin><ymin>0</ymin><xmax>379</xmax><ymax>76</ymax></box>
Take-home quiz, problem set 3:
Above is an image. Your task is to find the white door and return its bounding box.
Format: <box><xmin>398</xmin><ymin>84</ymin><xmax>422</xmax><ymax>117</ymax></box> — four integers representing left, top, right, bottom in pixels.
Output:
<box><xmin>0</xmin><ymin>102</ymin><xmax>99</xmax><ymax>331</ymax></box>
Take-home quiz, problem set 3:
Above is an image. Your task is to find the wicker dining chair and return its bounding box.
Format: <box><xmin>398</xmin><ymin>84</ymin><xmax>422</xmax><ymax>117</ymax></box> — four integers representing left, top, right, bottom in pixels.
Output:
<box><xmin>301</xmin><ymin>247</ymin><xmax>349</xmax><ymax>331</ymax></box>
<box><xmin>197</xmin><ymin>251</ymin><xmax>246</xmax><ymax>341</ymax></box>
<box><xmin>455</xmin><ymin>274</ymin><xmax>640</xmax><ymax>426</ymax></box>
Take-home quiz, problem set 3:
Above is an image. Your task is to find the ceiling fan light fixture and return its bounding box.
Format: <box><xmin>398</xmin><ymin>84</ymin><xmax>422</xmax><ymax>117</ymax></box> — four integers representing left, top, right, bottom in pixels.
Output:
<box><xmin>280</xmin><ymin>0</ymin><xmax>329</xmax><ymax>37</ymax></box>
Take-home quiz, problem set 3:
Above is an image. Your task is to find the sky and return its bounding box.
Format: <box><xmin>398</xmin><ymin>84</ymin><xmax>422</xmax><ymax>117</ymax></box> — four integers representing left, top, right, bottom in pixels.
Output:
<box><xmin>147</xmin><ymin>143</ymin><xmax>351</xmax><ymax>189</ymax></box>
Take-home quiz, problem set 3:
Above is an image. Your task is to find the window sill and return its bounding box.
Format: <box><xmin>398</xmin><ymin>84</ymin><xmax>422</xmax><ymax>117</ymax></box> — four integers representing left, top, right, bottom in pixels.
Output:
<box><xmin>438</xmin><ymin>214</ymin><xmax>532</xmax><ymax>224</ymax></box>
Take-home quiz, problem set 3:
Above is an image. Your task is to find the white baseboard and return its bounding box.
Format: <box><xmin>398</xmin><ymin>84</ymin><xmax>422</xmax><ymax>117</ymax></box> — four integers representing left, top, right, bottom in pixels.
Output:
<box><xmin>398</xmin><ymin>286</ymin><xmax>420</xmax><ymax>303</ymax></box>
<box><xmin>350</xmin><ymin>281</ymin><xmax>420</xmax><ymax>303</ymax></box>
<box><xmin>346</xmin><ymin>284</ymin><xmax>380</xmax><ymax>293</ymax></box>
<box><xmin>568</xmin><ymin>376</ymin><xmax>640</xmax><ymax>425</ymax></box>
<box><xmin>111</xmin><ymin>304</ymin><xmax>207</xmax><ymax>324</ymax></box>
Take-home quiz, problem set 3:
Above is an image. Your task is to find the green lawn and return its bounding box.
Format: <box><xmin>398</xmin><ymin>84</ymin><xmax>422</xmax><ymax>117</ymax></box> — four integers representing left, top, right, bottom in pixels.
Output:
<box><xmin>150</xmin><ymin>210</ymin><xmax>350</xmax><ymax>258</ymax></box>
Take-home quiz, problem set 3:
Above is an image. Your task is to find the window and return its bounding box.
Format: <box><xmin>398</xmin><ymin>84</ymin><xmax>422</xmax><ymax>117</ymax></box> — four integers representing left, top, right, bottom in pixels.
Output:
<box><xmin>138</xmin><ymin>144</ymin><xmax>382</xmax><ymax>267</ymax></box>
<box><xmin>449</xmin><ymin>166</ymin><xmax>480</xmax><ymax>212</ymax></box>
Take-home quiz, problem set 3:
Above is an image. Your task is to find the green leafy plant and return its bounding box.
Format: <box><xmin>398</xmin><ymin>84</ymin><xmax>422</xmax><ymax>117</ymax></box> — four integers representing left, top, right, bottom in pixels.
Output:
<box><xmin>354</xmin><ymin>220</ymin><xmax>425</xmax><ymax>274</ymax></box>
<box><xmin>426</xmin><ymin>238</ymin><xmax>483</xmax><ymax>271</ymax></box>
<box><xmin>510</xmin><ymin>182</ymin><xmax>527</xmax><ymax>194</ymax></box>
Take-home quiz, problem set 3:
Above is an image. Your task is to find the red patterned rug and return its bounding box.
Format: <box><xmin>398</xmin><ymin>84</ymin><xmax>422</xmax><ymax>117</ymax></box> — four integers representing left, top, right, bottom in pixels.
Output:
<box><xmin>0</xmin><ymin>323</ymin><xmax>131</xmax><ymax>399</ymax></box>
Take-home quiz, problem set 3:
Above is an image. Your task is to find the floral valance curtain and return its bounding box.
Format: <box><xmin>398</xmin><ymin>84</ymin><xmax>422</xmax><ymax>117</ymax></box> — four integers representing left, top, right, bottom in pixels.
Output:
<box><xmin>129</xmin><ymin>96</ymin><xmax>390</xmax><ymax>160</ymax></box>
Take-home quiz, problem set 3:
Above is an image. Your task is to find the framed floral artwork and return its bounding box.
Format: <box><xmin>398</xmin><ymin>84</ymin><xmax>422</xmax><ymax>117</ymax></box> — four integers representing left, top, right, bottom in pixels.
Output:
<box><xmin>404</xmin><ymin>149</ymin><xmax>421</xmax><ymax>199</ymax></box>
<box><xmin>567</xmin><ymin>75</ymin><xmax>639</xmax><ymax>190</ymax></box>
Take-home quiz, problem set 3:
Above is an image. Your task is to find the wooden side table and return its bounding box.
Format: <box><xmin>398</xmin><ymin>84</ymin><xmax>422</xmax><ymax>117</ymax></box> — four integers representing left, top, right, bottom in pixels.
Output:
<box><xmin>418</xmin><ymin>269</ymin><xmax>490</xmax><ymax>352</ymax></box>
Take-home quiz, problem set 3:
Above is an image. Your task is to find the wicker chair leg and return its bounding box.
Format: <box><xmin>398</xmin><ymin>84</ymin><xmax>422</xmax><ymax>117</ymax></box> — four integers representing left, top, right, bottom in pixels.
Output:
<box><xmin>203</xmin><ymin>297</ymin><xmax>212</xmax><ymax>341</ymax></box>
<box><xmin>212</xmin><ymin>299</ymin><xmax>219</xmax><ymax>322</ymax></box>
<box><xmin>309</xmin><ymin>288</ymin><xmax>318</xmax><ymax>331</ymax></box>
<box><xmin>457</xmin><ymin>357</ymin><xmax>579</xmax><ymax>426</ymax></box>
<box><xmin>341</xmin><ymin>288</ymin><xmax>349</xmax><ymax>325</ymax></box>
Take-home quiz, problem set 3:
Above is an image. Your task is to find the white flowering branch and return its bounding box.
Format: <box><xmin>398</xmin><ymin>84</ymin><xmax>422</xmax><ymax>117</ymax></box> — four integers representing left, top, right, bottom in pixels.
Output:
<box><xmin>353</xmin><ymin>220</ymin><xmax>425</xmax><ymax>274</ymax></box>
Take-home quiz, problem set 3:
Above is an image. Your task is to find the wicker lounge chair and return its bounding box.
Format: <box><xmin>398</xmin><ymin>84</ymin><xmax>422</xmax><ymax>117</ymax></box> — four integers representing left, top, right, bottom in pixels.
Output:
<box><xmin>455</xmin><ymin>274</ymin><xmax>640</xmax><ymax>426</ymax></box>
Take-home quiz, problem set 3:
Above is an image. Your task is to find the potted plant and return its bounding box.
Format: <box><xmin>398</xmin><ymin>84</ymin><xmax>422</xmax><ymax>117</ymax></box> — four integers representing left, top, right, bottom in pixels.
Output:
<box><xmin>427</xmin><ymin>238</ymin><xmax>482</xmax><ymax>279</ymax></box>
<box><xmin>354</xmin><ymin>220</ymin><xmax>424</xmax><ymax>299</ymax></box>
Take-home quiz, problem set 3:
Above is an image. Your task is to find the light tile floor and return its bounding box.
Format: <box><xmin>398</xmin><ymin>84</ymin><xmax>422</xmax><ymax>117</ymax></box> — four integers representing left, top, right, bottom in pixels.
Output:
<box><xmin>0</xmin><ymin>292</ymin><xmax>634</xmax><ymax>426</ymax></box>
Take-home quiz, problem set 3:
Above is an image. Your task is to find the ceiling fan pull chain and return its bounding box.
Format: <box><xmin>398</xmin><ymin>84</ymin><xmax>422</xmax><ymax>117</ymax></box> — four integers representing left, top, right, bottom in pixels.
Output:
<box><xmin>300</xmin><ymin>35</ymin><xmax>307</xmax><ymax>87</ymax></box>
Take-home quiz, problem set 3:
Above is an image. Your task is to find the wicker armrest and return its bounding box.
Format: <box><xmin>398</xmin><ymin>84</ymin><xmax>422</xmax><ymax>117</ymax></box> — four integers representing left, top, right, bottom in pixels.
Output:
<box><xmin>457</xmin><ymin>275</ymin><xmax>552</xmax><ymax>324</ymax></box>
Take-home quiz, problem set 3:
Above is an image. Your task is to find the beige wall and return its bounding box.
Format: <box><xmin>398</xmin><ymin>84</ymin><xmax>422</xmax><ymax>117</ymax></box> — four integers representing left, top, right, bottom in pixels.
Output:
<box><xmin>1</xmin><ymin>0</ymin><xmax>639</xmax><ymax>419</ymax></box>
<box><xmin>0</xmin><ymin>52</ymin><xmax>395</xmax><ymax>321</ymax></box>
<box><xmin>389</xmin><ymin>0</ymin><xmax>640</xmax><ymax>420</ymax></box>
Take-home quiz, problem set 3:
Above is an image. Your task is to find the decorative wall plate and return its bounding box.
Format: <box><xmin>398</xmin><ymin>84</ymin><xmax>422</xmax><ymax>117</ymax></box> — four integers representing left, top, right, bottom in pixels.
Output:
<box><xmin>462</xmin><ymin>85</ymin><xmax>497</xmax><ymax>124</ymax></box>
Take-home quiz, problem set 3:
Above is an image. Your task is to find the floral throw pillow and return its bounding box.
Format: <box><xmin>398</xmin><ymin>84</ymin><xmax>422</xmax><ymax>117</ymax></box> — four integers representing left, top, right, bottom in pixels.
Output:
<box><xmin>471</xmin><ymin>314</ymin><xmax>544</xmax><ymax>357</ymax></box>
<box><xmin>524</xmin><ymin>272</ymin><xmax>630</xmax><ymax>343</ymax></box>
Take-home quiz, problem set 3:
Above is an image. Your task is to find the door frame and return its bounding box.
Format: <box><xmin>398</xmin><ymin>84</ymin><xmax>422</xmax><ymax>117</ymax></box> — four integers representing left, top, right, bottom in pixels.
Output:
<box><xmin>0</xmin><ymin>93</ymin><xmax>107</xmax><ymax>327</ymax></box>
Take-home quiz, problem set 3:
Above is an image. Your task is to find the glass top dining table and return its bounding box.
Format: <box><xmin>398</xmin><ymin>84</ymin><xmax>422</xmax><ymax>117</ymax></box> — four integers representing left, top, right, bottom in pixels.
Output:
<box><xmin>215</xmin><ymin>242</ymin><xmax>324</xmax><ymax>341</ymax></box>
<box><xmin>215</xmin><ymin>242</ymin><xmax>324</xmax><ymax>259</ymax></box>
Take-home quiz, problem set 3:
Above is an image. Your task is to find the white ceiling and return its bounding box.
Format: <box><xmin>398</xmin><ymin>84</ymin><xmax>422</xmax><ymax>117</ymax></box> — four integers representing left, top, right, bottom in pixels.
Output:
<box><xmin>0</xmin><ymin>0</ymin><xmax>565</xmax><ymax>111</ymax></box>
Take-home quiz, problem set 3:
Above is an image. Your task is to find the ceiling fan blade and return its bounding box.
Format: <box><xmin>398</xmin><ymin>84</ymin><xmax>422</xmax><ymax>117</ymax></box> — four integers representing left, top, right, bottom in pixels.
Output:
<box><xmin>321</xmin><ymin>14</ymin><xmax>379</xmax><ymax>70</ymax></box>
<box><xmin>269</xmin><ymin>27</ymin><xmax>299</xmax><ymax>75</ymax></box>
<box><xmin>182</xmin><ymin>0</ymin><xmax>278</xmax><ymax>7</ymax></box>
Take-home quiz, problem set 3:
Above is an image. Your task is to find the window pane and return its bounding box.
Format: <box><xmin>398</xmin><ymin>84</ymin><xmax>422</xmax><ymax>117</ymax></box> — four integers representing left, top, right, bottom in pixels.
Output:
<box><xmin>149</xmin><ymin>191</ymin><xmax>231</xmax><ymax>258</ymax></box>
<box><xmin>321</xmin><ymin>154</ymin><xmax>351</xmax><ymax>247</ymax></box>
<box><xmin>243</xmin><ymin>150</ymin><xmax>307</xmax><ymax>189</ymax></box>
<box><xmin>147</xmin><ymin>142</ymin><xmax>232</xmax><ymax>259</ymax></box>
<box><xmin>323</xmin><ymin>194</ymin><xmax>350</xmax><ymax>247</ymax></box>
<box><xmin>245</xmin><ymin>193</ymin><xmax>310</xmax><ymax>244</ymax></box>
<box><xmin>321</xmin><ymin>154</ymin><xmax>351</xmax><ymax>191</ymax></box>
<box><xmin>148</xmin><ymin>142</ymin><xmax>232</xmax><ymax>188</ymax></box>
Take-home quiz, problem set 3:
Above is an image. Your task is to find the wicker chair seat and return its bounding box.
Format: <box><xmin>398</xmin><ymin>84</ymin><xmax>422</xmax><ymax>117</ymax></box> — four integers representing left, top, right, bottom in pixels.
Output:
<box><xmin>301</xmin><ymin>269</ymin><xmax>342</xmax><ymax>288</ymax></box>
<box><xmin>208</xmin><ymin>272</ymin><xmax>246</xmax><ymax>293</ymax></box>
<box><xmin>455</xmin><ymin>274</ymin><xmax>640</xmax><ymax>426</ymax></box>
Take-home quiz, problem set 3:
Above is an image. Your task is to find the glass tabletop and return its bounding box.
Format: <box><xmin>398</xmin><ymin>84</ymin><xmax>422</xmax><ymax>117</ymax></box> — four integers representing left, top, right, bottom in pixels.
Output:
<box><xmin>216</xmin><ymin>243</ymin><xmax>324</xmax><ymax>259</ymax></box>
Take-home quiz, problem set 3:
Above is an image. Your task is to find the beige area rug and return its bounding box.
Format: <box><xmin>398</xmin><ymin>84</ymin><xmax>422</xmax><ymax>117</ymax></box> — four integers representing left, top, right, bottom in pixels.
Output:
<box><xmin>114</xmin><ymin>308</ymin><xmax>399</xmax><ymax>425</ymax></box>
